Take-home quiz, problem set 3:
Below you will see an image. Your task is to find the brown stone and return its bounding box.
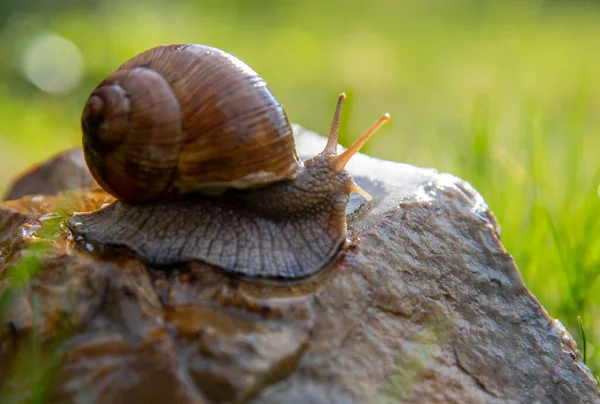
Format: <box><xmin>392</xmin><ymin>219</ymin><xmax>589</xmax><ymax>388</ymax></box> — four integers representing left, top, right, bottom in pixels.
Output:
<box><xmin>0</xmin><ymin>126</ymin><xmax>598</xmax><ymax>403</ymax></box>
<box><xmin>3</xmin><ymin>147</ymin><xmax>98</xmax><ymax>202</ymax></box>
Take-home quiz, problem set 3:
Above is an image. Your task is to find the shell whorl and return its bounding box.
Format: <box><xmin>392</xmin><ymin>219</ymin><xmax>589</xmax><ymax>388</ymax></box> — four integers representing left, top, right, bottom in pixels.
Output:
<box><xmin>82</xmin><ymin>67</ymin><xmax>183</xmax><ymax>204</ymax></box>
<box><xmin>82</xmin><ymin>44</ymin><xmax>300</xmax><ymax>204</ymax></box>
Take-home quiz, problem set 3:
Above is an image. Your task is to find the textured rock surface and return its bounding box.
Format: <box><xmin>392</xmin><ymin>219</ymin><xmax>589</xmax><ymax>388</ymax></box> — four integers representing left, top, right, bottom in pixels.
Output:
<box><xmin>3</xmin><ymin>147</ymin><xmax>98</xmax><ymax>201</ymax></box>
<box><xmin>0</xmin><ymin>126</ymin><xmax>598</xmax><ymax>403</ymax></box>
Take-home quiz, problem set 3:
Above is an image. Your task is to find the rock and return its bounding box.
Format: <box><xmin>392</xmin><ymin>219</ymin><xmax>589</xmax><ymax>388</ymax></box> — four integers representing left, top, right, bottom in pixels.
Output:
<box><xmin>0</xmin><ymin>126</ymin><xmax>598</xmax><ymax>403</ymax></box>
<box><xmin>3</xmin><ymin>147</ymin><xmax>98</xmax><ymax>201</ymax></box>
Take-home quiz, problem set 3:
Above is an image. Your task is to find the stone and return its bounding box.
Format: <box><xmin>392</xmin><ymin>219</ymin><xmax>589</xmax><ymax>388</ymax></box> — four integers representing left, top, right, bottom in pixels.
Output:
<box><xmin>0</xmin><ymin>126</ymin><xmax>598</xmax><ymax>403</ymax></box>
<box><xmin>3</xmin><ymin>147</ymin><xmax>98</xmax><ymax>201</ymax></box>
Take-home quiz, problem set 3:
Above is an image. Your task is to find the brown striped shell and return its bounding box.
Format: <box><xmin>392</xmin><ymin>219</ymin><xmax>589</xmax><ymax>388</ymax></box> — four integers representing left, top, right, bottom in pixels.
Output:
<box><xmin>81</xmin><ymin>44</ymin><xmax>300</xmax><ymax>204</ymax></box>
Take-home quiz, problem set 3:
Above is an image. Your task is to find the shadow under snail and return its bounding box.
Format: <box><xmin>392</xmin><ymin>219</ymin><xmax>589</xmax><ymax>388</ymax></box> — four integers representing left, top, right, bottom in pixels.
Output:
<box><xmin>68</xmin><ymin>43</ymin><xmax>390</xmax><ymax>279</ymax></box>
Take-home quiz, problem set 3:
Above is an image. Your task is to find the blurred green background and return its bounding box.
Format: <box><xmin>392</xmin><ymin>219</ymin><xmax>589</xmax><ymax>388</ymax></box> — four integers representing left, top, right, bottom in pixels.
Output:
<box><xmin>0</xmin><ymin>0</ymin><xmax>599</xmax><ymax>376</ymax></box>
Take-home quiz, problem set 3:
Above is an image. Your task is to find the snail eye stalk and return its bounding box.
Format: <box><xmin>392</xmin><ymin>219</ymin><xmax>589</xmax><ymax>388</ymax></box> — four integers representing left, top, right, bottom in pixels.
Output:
<box><xmin>322</xmin><ymin>93</ymin><xmax>390</xmax><ymax>173</ymax></box>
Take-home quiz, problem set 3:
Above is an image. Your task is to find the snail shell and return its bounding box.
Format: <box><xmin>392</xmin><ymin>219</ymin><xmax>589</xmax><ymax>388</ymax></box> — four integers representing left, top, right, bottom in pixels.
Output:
<box><xmin>82</xmin><ymin>44</ymin><xmax>300</xmax><ymax>204</ymax></box>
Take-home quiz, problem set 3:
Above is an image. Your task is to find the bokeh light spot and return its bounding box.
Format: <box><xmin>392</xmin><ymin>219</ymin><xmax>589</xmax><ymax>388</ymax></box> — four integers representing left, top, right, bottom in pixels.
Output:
<box><xmin>21</xmin><ymin>32</ymin><xmax>84</xmax><ymax>94</ymax></box>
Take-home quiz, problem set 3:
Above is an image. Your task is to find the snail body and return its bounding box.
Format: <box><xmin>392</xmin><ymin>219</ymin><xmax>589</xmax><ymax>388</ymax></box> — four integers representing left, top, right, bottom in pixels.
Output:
<box><xmin>69</xmin><ymin>44</ymin><xmax>389</xmax><ymax>279</ymax></box>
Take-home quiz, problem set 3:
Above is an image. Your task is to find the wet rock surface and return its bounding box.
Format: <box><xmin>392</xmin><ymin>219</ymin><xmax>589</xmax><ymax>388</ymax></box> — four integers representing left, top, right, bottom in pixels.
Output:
<box><xmin>0</xmin><ymin>126</ymin><xmax>598</xmax><ymax>403</ymax></box>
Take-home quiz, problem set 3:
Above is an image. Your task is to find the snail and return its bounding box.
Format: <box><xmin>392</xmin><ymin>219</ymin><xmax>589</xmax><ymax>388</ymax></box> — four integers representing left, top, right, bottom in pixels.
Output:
<box><xmin>68</xmin><ymin>44</ymin><xmax>390</xmax><ymax>279</ymax></box>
